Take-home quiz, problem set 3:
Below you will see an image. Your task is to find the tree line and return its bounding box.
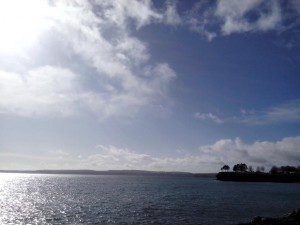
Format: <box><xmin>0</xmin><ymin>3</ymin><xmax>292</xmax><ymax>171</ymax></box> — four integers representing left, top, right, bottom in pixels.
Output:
<box><xmin>220</xmin><ymin>164</ymin><xmax>300</xmax><ymax>174</ymax></box>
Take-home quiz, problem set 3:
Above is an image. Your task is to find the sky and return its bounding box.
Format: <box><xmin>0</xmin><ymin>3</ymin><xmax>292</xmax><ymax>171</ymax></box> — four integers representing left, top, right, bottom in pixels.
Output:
<box><xmin>0</xmin><ymin>0</ymin><xmax>299</xmax><ymax>172</ymax></box>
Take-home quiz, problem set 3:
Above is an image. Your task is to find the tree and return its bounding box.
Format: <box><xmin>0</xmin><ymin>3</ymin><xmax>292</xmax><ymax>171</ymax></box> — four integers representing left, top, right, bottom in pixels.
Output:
<box><xmin>249</xmin><ymin>166</ymin><xmax>253</xmax><ymax>172</ymax></box>
<box><xmin>281</xmin><ymin>166</ymin><xmax>296</xmax><ymax>174</ymax></box>
<box><xmin>270</xmin><ymin>166</ymin><xmax>299</xmax><ymax>174</ymax></box>
<box><xmin>240</xmin><ymin>163</ymin><xmax>248</xmax><ymax>172</ymax></box>
<box><xmin>233</xmin><ymin>163</ymin><xmax>248</xmax><ymax>172</ymax></box>
<box><xmin>221</xmin><ymin>165</ymin><xmax>230</xmax><ymax>172</ymax></box>
<box><xmin>297</xmin><ymin>166</ymin><xmax>300</xmax><ymax>174</ymax></box>
<box><xmin>270</xmin><ymin>166</ymin><xmax>279</xmax><ymax>174</ymax></box>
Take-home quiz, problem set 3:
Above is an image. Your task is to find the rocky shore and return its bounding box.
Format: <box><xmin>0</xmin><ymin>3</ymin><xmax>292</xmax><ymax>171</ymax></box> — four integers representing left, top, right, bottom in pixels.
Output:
<box><xmin>238</xmin><ymin>209</ymin><xmax>300</xmax><ymax>225</ymax></box>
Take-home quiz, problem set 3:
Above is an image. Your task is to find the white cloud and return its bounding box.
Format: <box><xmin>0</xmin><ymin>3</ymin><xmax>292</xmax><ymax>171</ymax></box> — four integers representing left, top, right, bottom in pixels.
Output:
<box><xmin>83</xmin><ymin>145</ymin><xmax>217</xmax><ymax>172</ymax></box>
<box><xmin>97</xmin><ymin>0</ymin><xmax>162</xmax><ymax>29</ymax></box>
<box><xmin>85</xmin><ymin>145</ymin><xmax>156</xmax><ymax>170</ymax></box>
<box><xmin>0</xmin><ymin>0</ymin><xmax>176</xmax><ymax>118</ymax></box>
<box><xmin>198</xmin><ymin>136</ymin><xmax>300</xmax><ymax>168</ymax></box>
<box><xmin>194</xmin><ymin>112</ymin><xmax>223</xmax><ymax>123</ymax></box>
<box><xmin>163</xmin><ymin>1</ymin><xmax>182</xmax><ymax>26</ymax></box>
<box><xmin>0</xmin><ymin>66</ymin><xmax>82</xmax><ymax>117</ymax></box>
<box><xmin>0</xmin><ymin>63</ymin><xmax>176</xmax><ymax>118</ymax></box>
<box><xmin>215</xmin><ymin>0</ymin><xmax>282</xmax><ymax>35</ymax></box>
<box><xmin>182</xmin><ymin>0</ymin><xmax>287</xmax><ymax>40</ymax></box>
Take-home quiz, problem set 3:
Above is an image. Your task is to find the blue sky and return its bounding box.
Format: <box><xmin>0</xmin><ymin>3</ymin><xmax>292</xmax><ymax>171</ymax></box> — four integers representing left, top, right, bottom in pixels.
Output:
<box><xmin>0</xmin><ymin>0</ymin><xmax>299</xmax><ymax>172</ymax></box>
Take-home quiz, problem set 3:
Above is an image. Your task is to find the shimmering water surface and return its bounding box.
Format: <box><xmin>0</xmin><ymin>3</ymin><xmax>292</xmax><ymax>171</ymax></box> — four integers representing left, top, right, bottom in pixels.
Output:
<box><xmin>0</xmin><ymin>173</ymin><xmax>299</xmax><ymax>225</ymax></box>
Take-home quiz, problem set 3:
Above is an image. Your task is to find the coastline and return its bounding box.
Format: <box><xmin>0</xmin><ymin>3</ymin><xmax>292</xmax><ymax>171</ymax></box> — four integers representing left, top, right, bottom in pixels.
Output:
<box><xmin>216</xmin><ymin>172</ymin><xmax>300</xmax><ymax>183</ymax></box>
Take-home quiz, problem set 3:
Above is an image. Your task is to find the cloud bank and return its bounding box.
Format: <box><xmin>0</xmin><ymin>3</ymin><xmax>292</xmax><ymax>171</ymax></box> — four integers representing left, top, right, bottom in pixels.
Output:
<box><xmin>1</xmin><ymin>136</ymin><xmax>299</xmax><ymax>172</ymax></box>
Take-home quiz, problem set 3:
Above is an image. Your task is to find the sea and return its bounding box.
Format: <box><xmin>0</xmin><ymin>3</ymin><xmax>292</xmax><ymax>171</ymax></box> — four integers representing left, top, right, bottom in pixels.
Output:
<box><xmin>0</xmin><ymin>173</ymin><xmax>299</xmax><ymax>225</ymax></box>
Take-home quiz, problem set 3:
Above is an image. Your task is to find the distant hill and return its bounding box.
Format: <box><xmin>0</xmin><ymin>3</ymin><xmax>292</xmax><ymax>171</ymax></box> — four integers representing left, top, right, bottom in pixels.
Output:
<box><xmin>0</xmin><ymin>169</ymin><xmax>215</xmax><ymax>177</ymax></box>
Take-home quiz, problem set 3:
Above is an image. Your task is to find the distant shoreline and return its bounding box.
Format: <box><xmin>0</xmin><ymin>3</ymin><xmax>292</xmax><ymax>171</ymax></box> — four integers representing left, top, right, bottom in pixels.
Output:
<box><xmin>217</xmin><ymin>172</ymin><xmax>300</xmax><ymax>183</ymax></box>
<box><xmin>0</xmin><ymin>169</ymin><xmax>216</xmax><ymax>177</ymax></box>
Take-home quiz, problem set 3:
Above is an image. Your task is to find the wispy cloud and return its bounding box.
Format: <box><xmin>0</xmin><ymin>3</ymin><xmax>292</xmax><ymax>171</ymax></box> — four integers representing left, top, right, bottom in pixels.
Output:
<box><xmin>240</xmin><ymin>100</ymin><xmax>300</xmax><ymax>125</ymax></box>
<box><xmin>178</xmin><ymin>0</ymin><xmax>296</xmax><ymax>41</ymax></box>
<box><xmin>163</xmin><ymin>0</ymin><xmax>182</xmax><ymax>26</ymax></box>
<box><xmin>215</xmin><ymin>0</ymin><xmax>282</xmax><ymax>35</ymax></box>
<box><xmin>289</xmin><ymin>0</ymin><xmax>300</xmax><ymax>14</ymax></box>
<box><xmin>184</xmin><ymin>1</ymin><xmax>217</xmax><ymax>41</ymax></box>
<box><xmin>194</xmin><ymin>112</ymin><xmax>224</xmax><ymax>124</ymax></box>
<box><xmin>195</xmin><ymin>100</ymin><xmax>300</xmax><ymax>126</ymax></box>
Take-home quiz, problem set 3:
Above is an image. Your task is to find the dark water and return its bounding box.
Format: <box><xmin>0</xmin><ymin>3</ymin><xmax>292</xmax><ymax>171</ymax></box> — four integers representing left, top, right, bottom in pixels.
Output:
<box><xmin>0</xmin><ymin>174</ymin><xmax>299</xmax><ymax>224</ymax></box>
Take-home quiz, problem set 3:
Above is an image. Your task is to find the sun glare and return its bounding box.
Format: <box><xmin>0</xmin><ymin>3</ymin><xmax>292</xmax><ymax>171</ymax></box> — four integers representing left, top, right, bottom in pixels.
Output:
<box><xmin>0</xmin><ymin>0</ymin><xmax>51</xmax><ymax>53</ymax></box>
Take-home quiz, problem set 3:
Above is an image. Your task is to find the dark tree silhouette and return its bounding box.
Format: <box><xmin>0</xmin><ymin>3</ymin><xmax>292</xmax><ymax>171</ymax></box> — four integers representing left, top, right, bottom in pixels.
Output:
<box><xmin>270</xmin><ymin>166</ymin><xmax>300</xmax><ymax>174</ymax></box>
<box><xmin>233</xmin><ymin>163</ymin><xmax>248</xmax><ymax>172</ymax></box>
<box><xmin>270</xmin><ymin>166</ymin><xmax>279</xmax><ymax>174</ymax></box>
<box><xmin>280</xmin><ymin>166</ymin><xmax>296</xmax><ymax>174</ymax></box>
<box><xmin>221</xmin><ymin>165</ymin><xmax>230</xmax><ymax>172</ymax></box>
<box><xmin>248</xmin><ymin>166</ymin><xmax>253</xmax><ymax>172</ymax></box>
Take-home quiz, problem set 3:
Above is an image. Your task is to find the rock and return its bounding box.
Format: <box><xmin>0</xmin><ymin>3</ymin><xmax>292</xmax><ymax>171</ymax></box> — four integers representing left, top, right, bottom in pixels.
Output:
<box><xmin>252</xmin><ymin>216</ymin><xmax>263</xmax><ymax>223</ymax></box>
<box><xmin>237</xmin><ymin>209</ymin><xmax>300</xmax><ymax>225</ymax></box>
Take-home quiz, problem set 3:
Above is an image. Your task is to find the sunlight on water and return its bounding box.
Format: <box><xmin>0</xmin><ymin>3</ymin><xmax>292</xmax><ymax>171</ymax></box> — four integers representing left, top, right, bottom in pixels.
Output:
<box><xmin>0</xmin><ymin>173</ymin><xmax>299</xmax><ymax>225</ymax></box>
<box><xmin>0</xmin><ymin>174</ymin><xmax>50</xmax><ymax>224</ymax></box>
